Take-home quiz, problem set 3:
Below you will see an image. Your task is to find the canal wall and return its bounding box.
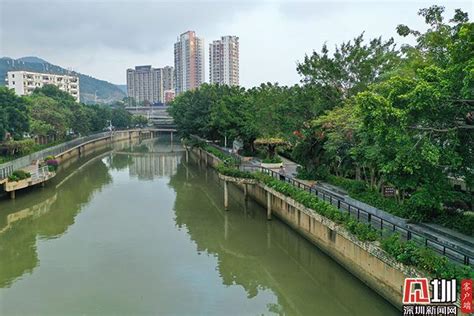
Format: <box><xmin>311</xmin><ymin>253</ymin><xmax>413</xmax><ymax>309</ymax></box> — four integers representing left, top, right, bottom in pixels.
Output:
<box><xmin>190</xmin><ymin>146</ymin><xmax>422</xmax><ymax>310</ymax></box>
<box><xmin>0</xmin><ymin>129</ymin><xmax>154</xmax><ymax>180</ymax></box>
<box><xmin>54</xmin><ymin>130</ymin><xmax>145</xmax><ymax>164</ymax></box>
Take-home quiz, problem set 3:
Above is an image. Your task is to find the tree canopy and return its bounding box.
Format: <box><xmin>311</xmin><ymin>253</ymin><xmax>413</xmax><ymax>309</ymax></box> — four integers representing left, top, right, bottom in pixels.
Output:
<box><xmin>168</xmin><ymin>6</ymin><xmax>473</xmax><ymax>232</ymax></box>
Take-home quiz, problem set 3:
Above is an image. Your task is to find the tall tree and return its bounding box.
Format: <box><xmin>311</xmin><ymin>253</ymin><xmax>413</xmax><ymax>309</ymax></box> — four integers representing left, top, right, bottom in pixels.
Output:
<box><xmin>0</xmin><ymin>87</ymin><xmax>29</xmax><ymax>140</ymax></box>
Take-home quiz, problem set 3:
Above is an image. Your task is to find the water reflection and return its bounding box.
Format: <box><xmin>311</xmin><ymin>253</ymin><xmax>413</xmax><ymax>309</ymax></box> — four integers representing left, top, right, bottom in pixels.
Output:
<box><xmin>170</xmin><ymin>154</ymin><xmax>398</xmax><ymax>315</ymax></box>
<box><xmin>0</xmin><ymin>138</ymin><xmax>398</xmax><ymax>315</ymax></box>
<box><xmin>0</xmin><ymin>157</ymin><xmax>112</xmax><ymax>288</ymax></box>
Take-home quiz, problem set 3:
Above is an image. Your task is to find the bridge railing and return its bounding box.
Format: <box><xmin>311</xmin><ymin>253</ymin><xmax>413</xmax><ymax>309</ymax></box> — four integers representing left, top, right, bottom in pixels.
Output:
<box><xmin>240</xmin><ymin>164</ymin><xmax>473</xmax><ymax>267</ymax></box>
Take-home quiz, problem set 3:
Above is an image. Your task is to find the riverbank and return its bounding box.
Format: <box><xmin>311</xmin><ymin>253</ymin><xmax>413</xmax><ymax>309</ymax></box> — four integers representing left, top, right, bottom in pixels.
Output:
<box><xmin>0</xmin><ymin>129</ymin><xmax>163</xmax><ymax>198</ymax></box>
<box><xmin>190</xmin><ymin>144</ymin><xmax>472</xmax><ymax>312</ymax></box>
<box><xmin>0</xmin><ymin>138</ymin><xmax>398</xmax><ymax>315</ymax></box>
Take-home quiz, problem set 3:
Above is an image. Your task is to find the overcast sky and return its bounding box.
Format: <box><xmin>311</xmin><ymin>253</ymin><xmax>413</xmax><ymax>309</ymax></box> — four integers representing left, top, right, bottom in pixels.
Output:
<box><xmin>0</xmin><ymin>0</ymin><xmax>472</xmax><ymax>87</ymax></box>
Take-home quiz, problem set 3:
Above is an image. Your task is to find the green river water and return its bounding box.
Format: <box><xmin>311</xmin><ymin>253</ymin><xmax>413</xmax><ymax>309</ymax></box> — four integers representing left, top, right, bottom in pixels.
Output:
<box><xmin>0</xmin><ymin>137</ymin><xmax>399</xmax><ymax>315</ymax></box>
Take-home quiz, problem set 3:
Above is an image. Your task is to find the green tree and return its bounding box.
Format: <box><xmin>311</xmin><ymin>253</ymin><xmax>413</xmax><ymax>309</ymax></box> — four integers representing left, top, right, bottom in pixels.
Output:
<box><xmin>28</xmin><ymin>95</ymin><xmax>70</xmax><ymax>139</ymax></box>
<box><xmin>111</xmin><ymin>108</ymin><xmax>132</xmax><ymax>129</ymax></box>
<box><xmin>0</xmin><ymin>87</ymin><xmax>29</xmax><ymax>140</ymax></box>
<box><xmin>131</xmin><ymin>115</ymin><xmax>148</xmax><ymax>127</ymax></box>
<box><xmin>297</xmin><ymin>33</ymin><xmax>400</xmax><ymax>104</ymax></box>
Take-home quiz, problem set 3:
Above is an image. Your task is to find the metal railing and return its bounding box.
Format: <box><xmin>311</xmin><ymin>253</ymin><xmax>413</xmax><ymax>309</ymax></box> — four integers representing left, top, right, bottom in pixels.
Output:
<box><xmin>242</xmin><ymin>164</ymin><xmax>473</xmax><ymax>267</ymax></box>
<box><xmin>0</xmin><ymin>131</ymin><xmax>114</xmax><ymax>180</ymax></box>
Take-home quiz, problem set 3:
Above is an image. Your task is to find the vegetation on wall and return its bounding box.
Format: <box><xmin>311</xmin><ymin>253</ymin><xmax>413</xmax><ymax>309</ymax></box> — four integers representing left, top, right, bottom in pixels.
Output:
<box><xmin>197</xmin><ymin>142</ymin><xmax>473</xmax><ymax>283</ymax></box>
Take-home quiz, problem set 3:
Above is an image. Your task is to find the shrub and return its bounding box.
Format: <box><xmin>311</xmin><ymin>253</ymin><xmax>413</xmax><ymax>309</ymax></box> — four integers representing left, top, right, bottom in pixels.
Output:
<box><xmin>432</xmin><ymin>212</ymin><xmax>474</xmax><ymax>237</ymax></box>
<box><xmin>380</xmin><ymin>233</ymin><xmax>473</xmax><ymax>282</ymax></box>
<box><xmin>8</xmin><ymin>170</ymin><xmax>31</xmax><ymax>182</ymax></box>
<box><xmin>262</xmin><ymin>156</ymin><xmax>282</xmax><ymax>163</ymax></box>
<box><xmin>327</xmin><ymin>175</ymin><xmax>367</xmax><ymax>194</ymax></box>
<box><xmin>200</xmin><ymin>144</ymin><xmax>473</xmax><ymax>282</ymax></box>
<box><xmin>216</xmin><ymin>164</ymin><xmax>255</xmax><ymax>179</ymax></box>
<box><xmin>46</xmin><ymin>159</ymin><xmax>59</xmax><ymax>171</ymax></box>
<box><xmin>297</xmin><ymin>165</ymin><xmax>330</xmax><ymax>180</ymax></box>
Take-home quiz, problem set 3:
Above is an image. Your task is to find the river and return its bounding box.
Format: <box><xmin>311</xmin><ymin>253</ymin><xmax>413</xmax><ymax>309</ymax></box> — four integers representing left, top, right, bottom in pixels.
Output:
<box><xmin>0</xmin><ymin>137</ymin><xmax>398</xmax><ymax>315</ymax></box>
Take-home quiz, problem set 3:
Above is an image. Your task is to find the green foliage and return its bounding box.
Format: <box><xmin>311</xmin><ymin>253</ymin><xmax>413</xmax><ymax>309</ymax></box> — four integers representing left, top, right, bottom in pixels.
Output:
<box><xmin>216</xmin><ymin>164</ymin><xmax>255</xmax><ymax>179</ymax></box>
<box><xmin>0</xmin><ymin>87</ymin><xmax>29</xmax><ymax>140</ymax></box>
<box><xmin>193</xmin><ymin>141</ymin><xmax>239</xmax><ymax>167</ymax></box>
<box><xmin>381</xmin><ymin>234</ymin><xmax>473</xmax><ymax>281</ymax></box>
<box><xmin>297</xmin><ymin>33</ymin><xmax>400</xmax><ymax>102</ymax></box>
<box><xmin>0</xmin><ymin>85</ymin><xmax>134</xmax><ymax>163</ymax></box>
<box><xmin>168</xmin><ymin>6</ymin><xmax>473</xmax><ymax>236</ymax></box>
<box><xmin>261</xmin><ymin>156</ymin><xmax>283</xmax><ymax>163</ymax></box>
<box><xmin>8</xmin><ymin>170</ymin><xmax>31</xmax><ymax>182</ymax></box>
<box><xmin>201</xmin><ymin>143</ymin><xmax>473</xmax><ymax>279</ymax></box>
<box><xmin>131</xmin><ymin>115</ymin><xmax>148</xmax><ymax>127</ymax></box>
<box><xmin>110</xmin><ymin>108</ymin><xmax>132</xmax><ymax>129</ymax></box>
<box><xmin>432</xmin><ymin>213</ymin><xmax>474</xmax><ymax>237</ymax></box>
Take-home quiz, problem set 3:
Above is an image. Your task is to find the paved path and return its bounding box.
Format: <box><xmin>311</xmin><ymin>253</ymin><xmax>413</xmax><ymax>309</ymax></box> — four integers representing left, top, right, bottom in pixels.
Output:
<box><xmin>279</xmin><ymin>156</ymin><xmax>474</xmax><ymax>259</ymax></box>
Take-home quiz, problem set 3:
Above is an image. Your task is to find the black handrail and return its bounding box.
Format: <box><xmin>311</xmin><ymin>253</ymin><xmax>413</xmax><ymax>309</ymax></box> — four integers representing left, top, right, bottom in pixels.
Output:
<box><xmin>243</xmin><ymin>164</ymin><xmax>473</xmax><ymax>267</ymax></box>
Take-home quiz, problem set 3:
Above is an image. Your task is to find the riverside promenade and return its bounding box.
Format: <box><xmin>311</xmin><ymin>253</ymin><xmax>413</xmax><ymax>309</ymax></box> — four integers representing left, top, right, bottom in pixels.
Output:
<box><xmin>198</xmin><ymin>140</ymin><xmax>473</xmax><ymax>267</ymax></box>
<box><xmin>275</xmin><ymin>156</ymin><xmax>473</xmax><ymax>259</ymax></box>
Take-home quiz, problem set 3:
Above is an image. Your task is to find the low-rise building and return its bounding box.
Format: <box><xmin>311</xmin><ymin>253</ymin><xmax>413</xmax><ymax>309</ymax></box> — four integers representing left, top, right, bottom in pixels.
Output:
<box><xmin>6</xmin><ymin>70</ymin><xmax>80</xmax><ymax>102</ymax></box>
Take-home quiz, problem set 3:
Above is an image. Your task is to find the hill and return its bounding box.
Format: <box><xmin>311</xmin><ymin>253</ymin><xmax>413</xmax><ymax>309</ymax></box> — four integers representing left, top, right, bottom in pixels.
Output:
<box><xmin>0</xmin><ymin>57</ymin><xmax>126</xmax><ymax>104</ymax></box>
<box><xmin>115</xmin><ymin>84</ymin><xmax>127</xmax><ymax>94</ymax></box>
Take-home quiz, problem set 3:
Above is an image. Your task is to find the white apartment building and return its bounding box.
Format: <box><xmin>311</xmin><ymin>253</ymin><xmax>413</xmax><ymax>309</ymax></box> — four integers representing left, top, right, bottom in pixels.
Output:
<box><xmin>209</xmin><ymin>36</ymin><xmax>239</xmax><ymax>86</ymax></box>
<box><xmin>174</xmin><ymin>31</ymin><xmax>205</xmax><ymax>95</ymax></box>
<box><xmin>6</xmin><ymin>70</ymin><xmax>80</xmax><ymax>101</ymax></box>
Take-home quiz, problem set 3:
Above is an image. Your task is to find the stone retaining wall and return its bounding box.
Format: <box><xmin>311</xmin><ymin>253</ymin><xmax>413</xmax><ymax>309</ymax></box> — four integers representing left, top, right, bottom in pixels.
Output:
<box><xmin>190</xmin><ymin>145</ymin><xmax>426</xmax><ymax>311</ymax></box>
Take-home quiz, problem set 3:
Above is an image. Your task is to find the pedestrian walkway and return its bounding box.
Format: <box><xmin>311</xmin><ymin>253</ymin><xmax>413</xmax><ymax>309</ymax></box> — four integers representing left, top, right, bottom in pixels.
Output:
<box><xmin>278</xmin><ymin>156</ymin><xmax>473</xmax><ymax>259</ymax></box>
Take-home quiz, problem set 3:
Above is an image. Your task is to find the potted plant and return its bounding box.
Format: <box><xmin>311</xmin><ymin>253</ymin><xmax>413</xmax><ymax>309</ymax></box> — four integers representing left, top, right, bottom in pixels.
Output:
<box><xmin>254</xmin><ymin>137</ymin><xmax>287</xmax><ymax>169</ymax></box>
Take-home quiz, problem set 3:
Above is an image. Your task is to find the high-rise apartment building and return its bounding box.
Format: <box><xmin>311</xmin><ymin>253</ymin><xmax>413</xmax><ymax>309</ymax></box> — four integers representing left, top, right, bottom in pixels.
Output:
<box><xmin>126</xmin><ymin>65</ymin><xmax>174</xmax><ymax>105</ymax></box>
<box><xmin>174</xmin><ymin>31</ymin><xmax>205</xmax><ymax>95</ymax></box>
<box><xmin>162</xmin><ymin>66</ymin><xmax>174</xmax><ymax>92</ymax></box>
<box><xmin>209</xmin><ymin>36</ymin><xmax>239</xmax><ymax>86</ymax></box>
<box><xmin>6</xmin><ymin>70</ymin><xmax>80</xmax><ymax>101</ymax></box>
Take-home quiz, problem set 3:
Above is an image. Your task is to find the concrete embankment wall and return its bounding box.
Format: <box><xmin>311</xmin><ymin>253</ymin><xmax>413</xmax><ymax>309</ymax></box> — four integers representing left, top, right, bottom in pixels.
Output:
<box><xmin>55</xmin><ymin>130</ymin><xmax>145</xmax><ymax>164</ymax></box>
<box><xmin>190</xmin><ymin>146</ymin><xmax>423</xmax><ymax>310</ymax></box>
<box><xmin>0</xmin><ymin>130</ymin><xmax>154</xmax><ymax>180</ymax></box>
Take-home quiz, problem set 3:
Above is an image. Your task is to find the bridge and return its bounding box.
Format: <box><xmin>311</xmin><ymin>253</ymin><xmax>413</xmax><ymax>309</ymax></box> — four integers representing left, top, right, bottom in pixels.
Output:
<box><xmin>126</xmin><ymin>106</ymin><xmax>175</xmax><ymax>129</ymax></box>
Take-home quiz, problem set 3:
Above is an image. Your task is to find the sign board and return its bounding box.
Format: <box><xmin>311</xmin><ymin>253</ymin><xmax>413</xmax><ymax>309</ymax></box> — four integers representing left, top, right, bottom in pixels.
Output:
<box><xmin>383</xmin><ymin>186</ymin><xmax>396</xmax><ymax>197</ymax></box>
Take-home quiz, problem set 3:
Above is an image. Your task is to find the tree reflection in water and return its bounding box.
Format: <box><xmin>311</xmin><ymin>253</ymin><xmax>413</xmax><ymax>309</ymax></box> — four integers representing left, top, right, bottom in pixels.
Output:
<box><xmin>169</xmin><ymin>154</ymin><xmax>398</xmax><ymax>316</ymax></box>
